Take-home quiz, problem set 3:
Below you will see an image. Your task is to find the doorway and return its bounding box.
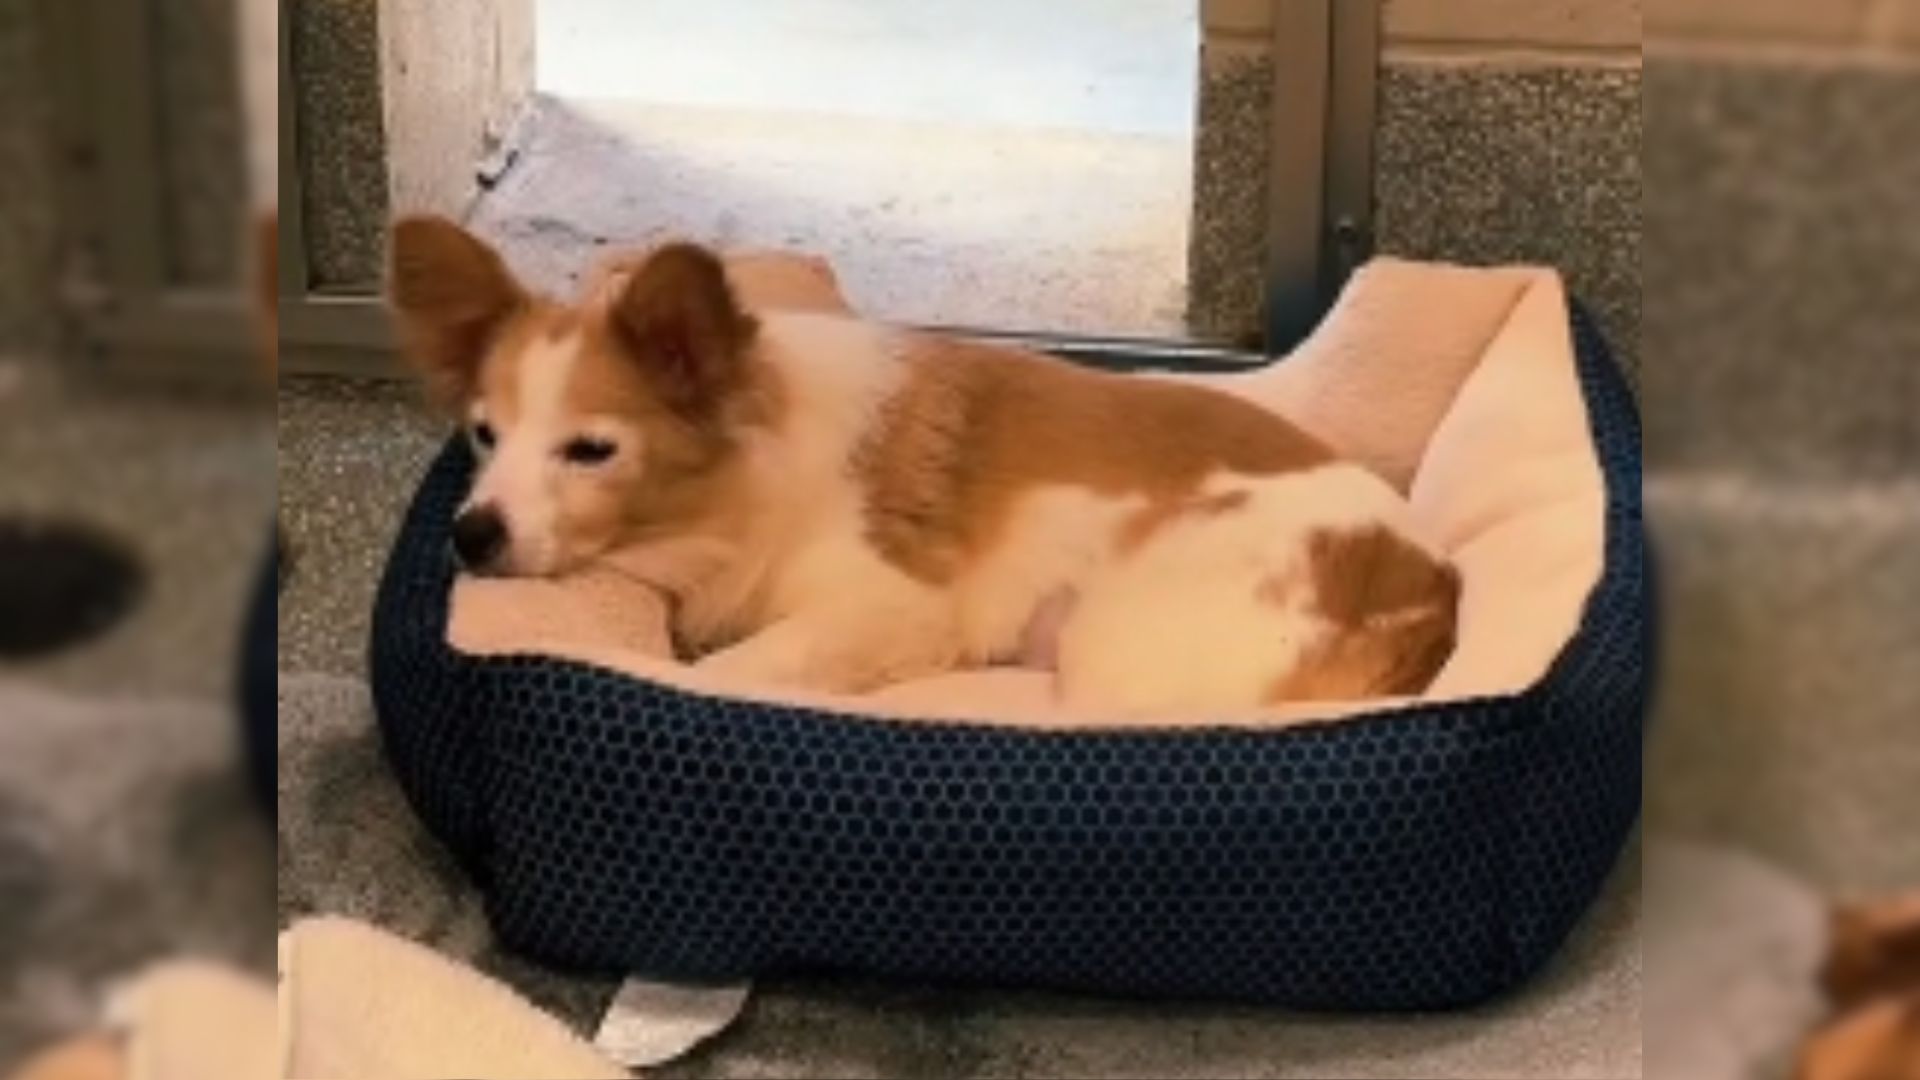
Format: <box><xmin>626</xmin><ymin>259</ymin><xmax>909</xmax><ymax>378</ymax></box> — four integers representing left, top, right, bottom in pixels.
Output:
<box><xmin>470</xmin><ymin>0</ymin><xmax>1199</xmax><ymax>339</ymax></box>
<box><xmin>277</xmin><ymin>0</ymin><xmax>1378</xmax><ymax>376</ymax></box>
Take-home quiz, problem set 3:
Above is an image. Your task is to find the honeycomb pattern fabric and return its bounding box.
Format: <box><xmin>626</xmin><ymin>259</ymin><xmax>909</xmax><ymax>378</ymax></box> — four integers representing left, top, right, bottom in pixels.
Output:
<box><xmin>370</xmin><ymin>302</ymin><xmax>1646</xmax><ymax>1009</ymax></box>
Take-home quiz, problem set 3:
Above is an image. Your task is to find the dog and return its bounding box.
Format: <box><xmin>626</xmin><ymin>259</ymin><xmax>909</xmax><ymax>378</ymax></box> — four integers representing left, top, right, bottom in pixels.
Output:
<box><xmin>388</xmin><ymin>216</ymin><xmax>1458</xmax><ymax>712</ymax></box>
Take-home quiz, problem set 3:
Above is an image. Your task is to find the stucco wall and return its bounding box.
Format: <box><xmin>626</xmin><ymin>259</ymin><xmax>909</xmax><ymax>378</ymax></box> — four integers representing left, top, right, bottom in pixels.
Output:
<box><xmin>0</xmin><ymin>4</ymin><xmax>56</xmax><ymax>351</ymax></box>
<box><xmin>1191</xmin><ymin>0</ymin><xmax>1642</xmax><ymax>380</ymax></box>
<box><xmin>1643</xmin><ymin>0</ymin><xmax>1920</xmax><ymax>895</ymax></box>
<box><xmin>158</xmin><ymin>0</ymin><xmax>249</xmax><ymax>290</ymax></box>
<box><xmin>294</xmin><ymin>0</ymin><xmax>534</xmax><ymax>290</ymax></box>
<box><xmin>1643</xmin><ymin>0</ymin><xmax>1920</xmax><ymax>481</ymax></box>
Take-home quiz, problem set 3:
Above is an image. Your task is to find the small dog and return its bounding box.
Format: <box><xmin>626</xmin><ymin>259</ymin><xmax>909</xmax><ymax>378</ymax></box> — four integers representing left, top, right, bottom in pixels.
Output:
<box><xmin>389</xmin><ymin>216</ymin><xmax>1457</xmax><ymax>712</ymax></box>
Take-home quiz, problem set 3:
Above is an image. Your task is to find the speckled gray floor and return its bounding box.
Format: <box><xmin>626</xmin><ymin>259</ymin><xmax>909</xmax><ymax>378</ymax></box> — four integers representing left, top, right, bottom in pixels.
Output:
<box><xmin>0</xmin><ymin>363</ymin><xmax>273</xmax><ymax>699</ymax></box>
<box><xmin>277</xmin><ymin>375</ymin><xmax>445</xmax><ymax>677</ymax></box>
<box><xmin>0</xmin><ymin>357</ymin><xmax>275</xmax><ymax>1065</ymax></box>
<box><xmin>0</xmin><ymin>686</ymin><xmax>275</xmax><ymax>1066</ymax></box>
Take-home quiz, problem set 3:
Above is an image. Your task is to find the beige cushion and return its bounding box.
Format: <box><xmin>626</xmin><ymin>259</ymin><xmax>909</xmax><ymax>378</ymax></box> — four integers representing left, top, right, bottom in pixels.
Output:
<box><xmin>1409</xmin><ymin>273</ymin><xmax>1607</xmax><ymax>699</ymax></box>
<box><xmin>279</xmin><ymin>917</ymin><xmax>628</xmax><ymax>1079</ymax></box>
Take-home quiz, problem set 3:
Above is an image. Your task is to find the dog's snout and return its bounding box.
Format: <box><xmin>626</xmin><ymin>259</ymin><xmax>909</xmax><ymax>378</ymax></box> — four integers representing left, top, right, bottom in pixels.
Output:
<box><xmin>450</xmin><ymin>506</ymin><xmax>509</xmax><ymax>572</ymax></box>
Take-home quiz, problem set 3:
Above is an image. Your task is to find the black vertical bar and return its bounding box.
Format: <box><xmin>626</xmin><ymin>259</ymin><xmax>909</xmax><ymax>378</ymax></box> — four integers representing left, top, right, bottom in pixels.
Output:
<box><xmin>1323</xmin><ymin>0</ymin><xmax>1380</xmax><ymax>295</ymax></box>
<box><xmin>1262</xmin><ymin>0</ymin><xmax>1331</xmax><ymax>352</ymax></box>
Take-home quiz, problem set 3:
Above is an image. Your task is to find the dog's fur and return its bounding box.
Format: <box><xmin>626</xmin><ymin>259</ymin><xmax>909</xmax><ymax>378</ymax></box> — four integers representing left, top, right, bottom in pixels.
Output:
<box><xmin>1799</xmin><ymin>896</ymin><xmax>1920</xmax><ymax>1080</ymax></box>
<box><xmin>389</xmin><ymin>216</ymin><xmax>1458</xmax><ymax>711</ymax></box>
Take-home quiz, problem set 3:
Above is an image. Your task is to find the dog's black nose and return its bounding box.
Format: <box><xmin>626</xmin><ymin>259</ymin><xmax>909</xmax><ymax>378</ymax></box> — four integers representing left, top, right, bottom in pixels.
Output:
<box><xmin>450</xmin><ymin>506</ymin><xmax>508</xmax><ymax>572</ymax></box>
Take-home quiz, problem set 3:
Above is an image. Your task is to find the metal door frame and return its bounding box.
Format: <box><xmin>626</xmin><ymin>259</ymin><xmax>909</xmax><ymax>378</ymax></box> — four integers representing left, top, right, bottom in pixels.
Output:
<box><xmin>1264</xmin><ymin>0</ymin><xmax>1378</xmax><ymax>351</ymax></box>
<box><xmin>279</xmin><ymin>0</ymin><xmax>1378</xmax><ymax>377</ymax></box>
<box><xmin>39</xmin><ymin>0</ymin><xmax>257</xmax><ymax>384</ymax></box>
<box><xmin>276</xmin><ymin>0</ymin><xmax>395</xmax><ymax>377</ymax></box>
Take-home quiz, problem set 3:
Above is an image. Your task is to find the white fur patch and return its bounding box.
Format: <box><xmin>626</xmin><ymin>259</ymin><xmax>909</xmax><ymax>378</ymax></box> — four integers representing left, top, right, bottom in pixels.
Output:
<box><xmin>955</xmin><ymin>488</ymin><xmax>1146</xmax><ymax>663</ymax></box>
<box><xmin>1054</xmin><ymin>465</ymin><xmax>1413</xmax><ymax>715</ymax></box>
<box><xmin>468</xmin><ymin>333</ymin><xmax>581</xmax><ymax>574</ymax></box>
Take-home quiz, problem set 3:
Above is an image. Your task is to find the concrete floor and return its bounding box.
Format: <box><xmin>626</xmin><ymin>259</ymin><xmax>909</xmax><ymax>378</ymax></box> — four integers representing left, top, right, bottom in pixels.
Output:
<box><xmin>0</xmin><ymin>357</ymin><xmax>276</xmax><ymax>1064</ymax></box>
<box><xmin>467</xmin><ymin>0</ymin><xmax>1196</xmax><ymax>338</ymax></box>
<box><xmin>536</xmin><ymin>0</ymin><xmax>1198</xmax><ymax>138</ymax></box>
<box><xmin>0</xmin><ymin>362</ymin><xmax>273</xmax><ymax>699</ymax></box>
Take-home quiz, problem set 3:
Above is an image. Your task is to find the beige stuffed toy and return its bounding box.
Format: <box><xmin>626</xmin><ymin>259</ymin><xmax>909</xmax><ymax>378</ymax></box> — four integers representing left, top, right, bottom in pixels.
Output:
<box><xmin>7</xmin><ymin>918</ymin><xmax>628</xmax><ymax>1080</ymax></box>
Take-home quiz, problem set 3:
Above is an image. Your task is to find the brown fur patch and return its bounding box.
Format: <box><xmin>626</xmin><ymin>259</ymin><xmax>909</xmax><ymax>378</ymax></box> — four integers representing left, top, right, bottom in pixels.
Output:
<box><xmin>854</xmin><ymin>338</ymin><xmax>1334</xmax><ymax>583</ymax></box>
<box><xmin>389</xmin><ymin>215</ymin><xmax>529</xmax><ymax>410</ymax></box>
<box><xmin>1306</xmin><ymin>525</ymin><xmax>1459</xmax><ymax>629</ymax></box>
<box><xmin>1266</xmin><ymin>525</ymin><xmax>1461</xmax><ymax>702</ymax></box>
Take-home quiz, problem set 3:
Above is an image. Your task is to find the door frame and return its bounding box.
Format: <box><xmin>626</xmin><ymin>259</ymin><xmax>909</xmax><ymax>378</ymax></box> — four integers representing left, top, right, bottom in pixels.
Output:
<box><xmin>1263</xmin><ymin>0</ymin><xmax>1379</xmax><ymax>350</ymax></box>
<box><xmin>280</xmin><ymin>0</ymin><xmax>1379</xmax><ymax>377</ymax></box>
<box><xmin>39</xmin><ymin>0</ymin><xmax>257</xmax><ymax>384</ymax></box>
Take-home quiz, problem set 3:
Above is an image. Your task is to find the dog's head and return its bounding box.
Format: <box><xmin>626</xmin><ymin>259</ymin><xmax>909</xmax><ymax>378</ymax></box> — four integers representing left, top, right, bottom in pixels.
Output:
<box><xmin>388</xmin><ymin>216</ymin><xmax>766</xmax><ymax>577</ymax></box>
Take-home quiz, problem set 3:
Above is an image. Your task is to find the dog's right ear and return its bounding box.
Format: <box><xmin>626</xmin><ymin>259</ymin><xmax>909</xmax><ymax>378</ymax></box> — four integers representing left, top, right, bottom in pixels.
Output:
<box><xmin>610</xmin><ymin>242</ymin><xmax>758</xmax><ymax>418</ymax></box>
<box><xmin>389</xmin><ymin>215</ymin><xmax>526</xmax><ymax>407</ymax></box>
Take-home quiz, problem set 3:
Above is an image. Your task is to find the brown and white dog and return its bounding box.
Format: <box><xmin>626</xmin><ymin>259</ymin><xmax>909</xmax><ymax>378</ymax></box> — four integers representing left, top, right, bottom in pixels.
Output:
<box><xmin>388</xmin><ymin>216</ymin><xmax>1458</xmax><ymax>713</ymax></box>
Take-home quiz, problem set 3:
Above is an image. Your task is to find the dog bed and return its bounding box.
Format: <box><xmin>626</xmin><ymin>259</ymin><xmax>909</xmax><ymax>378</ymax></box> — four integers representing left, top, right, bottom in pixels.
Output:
<box><xmin>241</xmin><ymin>536</ymin><xmax>278</xmax><ymax>813</ymax></box>
<box><xmin>371</xmin><ymin>258</ymin><xmax>1646</xmax><ymax>1009</ymax></box>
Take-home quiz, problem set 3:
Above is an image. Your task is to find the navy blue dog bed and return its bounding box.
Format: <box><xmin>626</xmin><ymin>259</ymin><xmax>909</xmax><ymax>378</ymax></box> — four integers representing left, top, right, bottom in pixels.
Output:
<box><xmin>241</xmin><ymin>536</ymin><xmax>279</xmax><ymax>813</ymax></box>
<box><xmin>371</xmin><ymin>302</ymin><xmax>1645</xmax><ymax>1010</ymax></box>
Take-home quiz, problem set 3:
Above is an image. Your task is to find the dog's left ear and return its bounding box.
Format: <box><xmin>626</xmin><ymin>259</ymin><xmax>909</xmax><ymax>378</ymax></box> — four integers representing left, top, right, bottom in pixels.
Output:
<box><xmin>389</xmin><ymin>215</ymin><xmax>528</xmax><ymax>409</ymax></box>
<box><xmin>611</xmin><ymin>242</ymin><xmax>758</xmax><ymax>416</ymax></box>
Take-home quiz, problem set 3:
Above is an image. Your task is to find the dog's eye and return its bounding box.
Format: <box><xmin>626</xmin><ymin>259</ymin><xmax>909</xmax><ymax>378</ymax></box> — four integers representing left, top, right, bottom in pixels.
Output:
<box><xmin>472</xmin><ymin>422</ymin><xmax>497</xmax><ymax>451</ymax></box>
<box><xmin>560</xmin><ymin>437</ymin><xmax>617</xmax><ymax>466</ymax></box>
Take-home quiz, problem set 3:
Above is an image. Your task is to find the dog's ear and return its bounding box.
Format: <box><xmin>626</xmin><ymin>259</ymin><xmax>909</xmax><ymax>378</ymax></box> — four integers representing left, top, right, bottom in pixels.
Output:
<box><xmin>389</xmin><ymin>215</ymin><xmax>526</xmax><ymax>407</ymax></box>
<box><xmin>610</xmin><ymin>242</ymin><xmax>758</xmax><ymax>417</ymax></box>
